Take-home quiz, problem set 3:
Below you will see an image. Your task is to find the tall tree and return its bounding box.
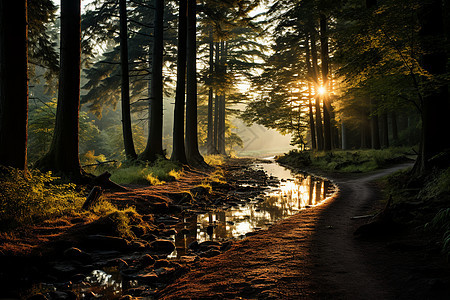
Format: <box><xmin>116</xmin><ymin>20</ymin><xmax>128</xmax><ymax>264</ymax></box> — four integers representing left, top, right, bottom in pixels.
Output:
<box><xmin>320</xmin><ymin>14</ymin><xmax>332</xmax><ymax>151</ymax></box>
<box><xmin>119</xmin><ymin>0</ymin><xmax>137</xmax><ymax>161</ymax></box>
<box><xmin>206</xmin><ymin>30</ymin><xmax>215</xmax><ymax>155</ymax></box>
<box><xmin>185</xmin><ymin>0</ymin><xmax>206</xmax><ymax>166</ymax></box>
<box><xmin>36</xmin><ymin>0</ymin><xmax>83</xmax><ymax>178</ymax></box>
<box><xmin>171</xmin><ymin>0</ymin><xmax>188</xmax><ymax>164</ymax></box>
<box><xmin>415</xmin><ymin>0</ymin><xmax>450</xmax><ymax>173</ymax></box>
<box><xmin>0</xmin><ymin>0</ymin><xmax>29</xmax><ymax>170</ymax></box>
<box><xmin>140</xmin><ymin>0</ymin><xmax>165</xmax><ymax>162</ymax></box>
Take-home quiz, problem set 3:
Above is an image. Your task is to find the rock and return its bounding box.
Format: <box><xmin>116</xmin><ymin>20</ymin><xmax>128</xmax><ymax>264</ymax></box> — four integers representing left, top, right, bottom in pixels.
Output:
<box><xmin>188</xmin><ymin>241</ymin><xmax>199</xmax><ymax>251</ymax></box>
<box><xmin>157</xmin><ymin>223</ymin><xmax>166</xmax><ymax>229</ymax></box>
<box><xmin>85</xmin><ymin>235</ymin><xmax>130</xmax><ymax>251</ymax></box>
<box><xmin>51</xmin><ymin>262</ymin><xmax>77</xmax><ymax>274</ymax></box>
<box><xmin>155</xmin><ymin>267</ymin><xmax>176</xmax><ymax>278</ymax></box>
<box><xmin>63</xmin><ymin>247</ymin><xmax>92</xmax><ymax>263</ymax></box>
<box><xmin>141</xmin><ymin>233</ymin><xmax>157</xmax><ymax>242</ymax></box>
<box><xmin>130</xmin><ymin>240</ymin><xmax>149</xmax><ymax>250</ymax></box>
<box><xmin>140</xmin><ymin>254</ymin><xmax>155</xmax><ymax>266</ymax></box>
<box><xmin>136</xmin><ymin>272</ymin><xmax>159</xmax><ymax>284</ymax></box>
<box><xmin>200</xmin><ymin>249</ymin><xmax>222</xmax><ymax>258</ymax></box>
<box><xmin>220</xmin><ymin>241</ymin><xmax>232</xmax><ymax>251</ymax></box>
<box><xmin>149</xmin><ymin>239</ymin><xmax>175</xmax><ymax>254</ymax></box>
<box><xmin>154</xmin><ymin>259</ymin><xmax>170</xmax><ymax>268</ymax></box>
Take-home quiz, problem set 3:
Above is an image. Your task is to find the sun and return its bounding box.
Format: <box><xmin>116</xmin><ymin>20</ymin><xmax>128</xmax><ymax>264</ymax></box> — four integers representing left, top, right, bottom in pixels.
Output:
<box><xmin>318</xmin><ymin>86</ymin><xmax>327</xmax><ymax>95</ymax></box>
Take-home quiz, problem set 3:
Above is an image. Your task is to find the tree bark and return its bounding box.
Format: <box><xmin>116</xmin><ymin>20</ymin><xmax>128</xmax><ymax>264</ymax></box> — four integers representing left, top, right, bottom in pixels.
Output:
<box><xmin>0</xmin><ymin>0</ymin><xmax>28</xmax><ymax>170</ymax></box>
<box><xmin>381</xmin><ymin>111</ymin><xmax>389</xmax><ymax>148</ymax></box>
<box><xmin>213</xmin><ymin>42</ymin><xmax>220</xmax><ymax>153</ymax></box>
<box><xmin>36</xmin><ymin>0</ymin><xmax>83</xmax><ymax>178</ymax></box>
<box><xmin>141</xmin><ymin>0</ymin><xmax>164</xmax><ymax>162</ymax></box>
<box><xmin>185</xmin><ymin>0</ymin><xmax>206</xmax><ymax>167</ymax></box>
<box><xmin>119</xmin><ymin>0</ymin><xmax>137</xmax><ymax>161</ymax></box>
<box><xmin>171</xmin><ymin>0</ymin><xmax>188</xmax><ymax>164</ymax></box>
<box><xmin>370</xmin><ymin>100</ymin><xmax>381</xmax><ymax>150</ymax></box>
<box><xmin>310</xmin><ymin>30</ymin><xmax>324</xmax><ymax>151</ymax></box>
<box><xmin>415</xmin><ymin>0</ymin><xmax>450</xmax><ymax>173</ymax></box>
<box><xmin>320</xmin><ymin>14</ymin><xmax>332</xmax><ymax>151</ymax></box>
<box><xmin>305</xmin><ymin>37</ymin><xmax>316</xmax><ymax>150</ymax></box>
<box><xmin>217</xmin><ymin>41</ymin><xmax>226</xmax><ymax>155</ymax></box>
<box><xmin>391</xmin><ymin>111</ymin><xmax>399</xmax><ymax>142</ymax></box>
<box><xmin>206</xmin><ymin>30</ymin><xmax>214</xmax><ymax>155</ymax></box>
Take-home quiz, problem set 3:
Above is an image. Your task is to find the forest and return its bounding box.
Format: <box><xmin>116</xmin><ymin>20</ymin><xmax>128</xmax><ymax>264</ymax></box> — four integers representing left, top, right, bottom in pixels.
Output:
<box><xmin>1</xmin><ymin>0</ymin><xmax>450</xmax><ymax>299</ymax></box>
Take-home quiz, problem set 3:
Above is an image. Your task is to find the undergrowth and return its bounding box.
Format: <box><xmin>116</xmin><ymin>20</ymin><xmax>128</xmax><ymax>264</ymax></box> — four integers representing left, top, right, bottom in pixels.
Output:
<box><xmin>0</xmin><ymin>167</ymin><xmax>85</xmax><ymax>230</ymax></box>
<box><xmin>277</xmin><ymin>147</ymin><xmax>412</xmax><ymax>173</ymax></box>
<box><xmin>93</xmin><ymin>157</ymin><xmax>183</xmax><ymax>185</ymax></box>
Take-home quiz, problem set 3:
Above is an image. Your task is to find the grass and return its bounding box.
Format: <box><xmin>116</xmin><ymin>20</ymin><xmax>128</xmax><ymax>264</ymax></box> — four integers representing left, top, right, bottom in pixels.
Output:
<box><xmin>277</xmin><ymin>147</ymin><xmax>413</xmax><ymax>173</ymax></box>
<box><xmin>96</xmin><ymin>157</ymin><xmax>183</xmax><ymax>185</ymax></box>
<box><xmin>0</xmin><ymin>167</ymin><xmax>85</xmax><ymax>230</ymax></box>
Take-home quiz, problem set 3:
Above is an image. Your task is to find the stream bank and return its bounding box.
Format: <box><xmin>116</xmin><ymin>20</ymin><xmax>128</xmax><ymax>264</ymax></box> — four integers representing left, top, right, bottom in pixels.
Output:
<box><xmin>1</xmin><ymin>158</ymin><xmax>336</xmax><ymax>299</ymax></box>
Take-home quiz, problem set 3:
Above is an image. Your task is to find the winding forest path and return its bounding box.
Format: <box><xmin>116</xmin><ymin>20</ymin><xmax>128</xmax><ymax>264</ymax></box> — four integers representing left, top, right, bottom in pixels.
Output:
<box><xmin>159</xmin><ymin>163</ymin><xmax>413</xmax><ymax>299</ymax></box>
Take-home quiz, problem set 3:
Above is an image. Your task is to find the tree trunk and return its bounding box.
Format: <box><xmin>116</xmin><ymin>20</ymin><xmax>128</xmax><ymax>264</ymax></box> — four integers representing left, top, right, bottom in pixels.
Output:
<box><xmin>320</xmin><ymin>14</ymin><xmax>332</xmax><ymax>151</ymax></box>
<box><xmin>206</xmin><ymin>30</ymin><xmax>214</xmax><ymax>155</ymax></box>
<box><xmin>213</xmin><ymin>92</ymin><xmax>219</xmax><ymax>153</ymax></box>
<box><xmin>415</xmin><ymin>0</ymin><xmax>450</xmax><ymax>173</ymax></box>
<box><xmin>308</xmin><ymin>85</ymin><xmax>317</xmax><ymax>150</ymax></box>
<box><xmin>370</xmin><ymin>101</ymin><xmax>381</xmax><ymax>150</ymax></box>
<box><xmin>361</xmin><ymin>111</ymin><xmax>371</xmax><ymax>149</ymax></box>
<box><xmin>36</xmin><ymin>0</ymin><xmax>83</xmax><ymax>178</ymax></box>
<box><xmin>341</xmin><ymin>121</ymin><xmax>348</xmax><ymax>150</ymax></box>
<box><xmin>185</xmin><ymin>0</ymin><xmax>206</xmax><ymax>167</ymax></box>
<box><xmin>171</xmin><ymin>0</ymin><xmax>188</xmax><ymax>164</ymax></box>
<box><xmin>0</xmin><ymin>0</ymin><xmax>28</xmax><ymax>170</ymax></box>
<box><xmin>310</xmin><ymin>31</ymin><xmax>324</xmax><ymax>150</ymax></box>
<box><xmin>119</xmin><ymin>0</ymin><xmax>137</xmax><ymax>161</ymax></box>
<box><xmin>141</xmin><ymin>0</ymin><xmax>164</xmax><ymax>162</ymax></box>
<box><xmin>218</xmin><ymin>41</ymin><xmax>226</xmax><ymax>155</ymax></box>
<box><xmin>305</xmin><ymin>37</ymin><xmax>316</xmax><ymax>150</ymax></box>
<box><xmin>391</xmin><ymin>111</ymin><xmax>399</xmax><ymax>142</ymax></box>
<box><xmin>381</xmin><ymin>112</ymin><xmax>389</xmax><ymax>148</ymax></box>
<box><xmin>213</xmin><ymin>42</ymin><xmax>220</xmax><ymax>153</ymax></box>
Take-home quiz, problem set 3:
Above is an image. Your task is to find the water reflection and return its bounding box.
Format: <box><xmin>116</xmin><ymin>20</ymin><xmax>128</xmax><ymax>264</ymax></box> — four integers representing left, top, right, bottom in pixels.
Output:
<box><xmin>173</xmin><ymin>162</ymin><xmax>335</xmax><ymax>257</ymax></box>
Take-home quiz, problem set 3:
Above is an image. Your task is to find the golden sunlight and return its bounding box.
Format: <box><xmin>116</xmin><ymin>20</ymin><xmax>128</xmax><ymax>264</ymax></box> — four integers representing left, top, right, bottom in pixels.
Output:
<box><xmin>318</xmin><ymin>86</ymin><xmax>327</xmax><ymax>95</ymax></box>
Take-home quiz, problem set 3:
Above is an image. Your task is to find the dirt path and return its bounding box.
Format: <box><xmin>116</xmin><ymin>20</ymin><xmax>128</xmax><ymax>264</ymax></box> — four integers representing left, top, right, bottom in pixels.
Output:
<box><xmin>159</xmin><ymin>164</ymin><xmax>413</xmax><ymax>299</ymax></box>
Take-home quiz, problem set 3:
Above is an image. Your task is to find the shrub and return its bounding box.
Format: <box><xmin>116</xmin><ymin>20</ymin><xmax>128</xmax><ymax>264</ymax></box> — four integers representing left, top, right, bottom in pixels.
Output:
<box><xmin>0</xmin><ymin>167</ymin><xmax>85</xmax><ymax>230</ymax></box>
<box><xmin>425</xmin><ymin>208</ymin><xmax>450</xmax><ymax>260</ymax></box>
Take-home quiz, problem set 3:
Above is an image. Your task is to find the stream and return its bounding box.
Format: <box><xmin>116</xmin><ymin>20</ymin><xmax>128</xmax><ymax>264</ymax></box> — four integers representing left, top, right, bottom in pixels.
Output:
<box><xmin>170</xmin><ymin>160</ymin><xmax>336</xmax><ymax>258</ymax></box>
<box><xmin>25</xmin><ymin>160</ymin><xmax>337</xmax><ymax>299</ymax></box>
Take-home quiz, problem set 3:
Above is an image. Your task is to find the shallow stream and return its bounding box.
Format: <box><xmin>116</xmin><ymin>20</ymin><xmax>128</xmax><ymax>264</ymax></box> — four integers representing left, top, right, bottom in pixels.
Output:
<box><xmin>170</xmin><ymin>160</ymin><xmax>336</xmax><ymax>257</ymax></box>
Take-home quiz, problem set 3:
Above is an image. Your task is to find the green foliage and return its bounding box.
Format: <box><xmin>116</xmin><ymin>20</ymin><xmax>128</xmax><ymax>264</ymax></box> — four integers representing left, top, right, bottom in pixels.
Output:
<box><xmin>418</xmin><ymin>168</ymin><xmax>450</xmax><ymax>201</ymax></box>
<box><xmin>0</xmin><ymin>168</ymin><xmax>85</xmax><ymax>231</ymax></box>
<box><xmin>277</xmin><ymin>148</ymin><xmax>411</xmax><ymax>172</ymax></box>
<box><xmin>425</xmin><ymin>208</ymin><xmax>450</xmax><ymax>261</ymax></box>
<box><xmin>106</xmin><ymin>158</ymin><xmax>182</xmax><ymax>185</ymax></box>
<box><xmin>28</xmin><ymin>99</ymin><xmax>102</xmax><ymax>164</ymax></box>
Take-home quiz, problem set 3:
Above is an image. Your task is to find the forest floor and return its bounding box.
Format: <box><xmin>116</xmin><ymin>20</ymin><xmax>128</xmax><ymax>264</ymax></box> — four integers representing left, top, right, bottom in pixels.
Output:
<box><xmin>159</xmin><ymin>161</ymin><xmax>450</xmax><ymax>300</ymax></box>
<box><xmin>1</xmin><ymin>158</ymin><xmax>450</xmax><ymax>299</ymax></box>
